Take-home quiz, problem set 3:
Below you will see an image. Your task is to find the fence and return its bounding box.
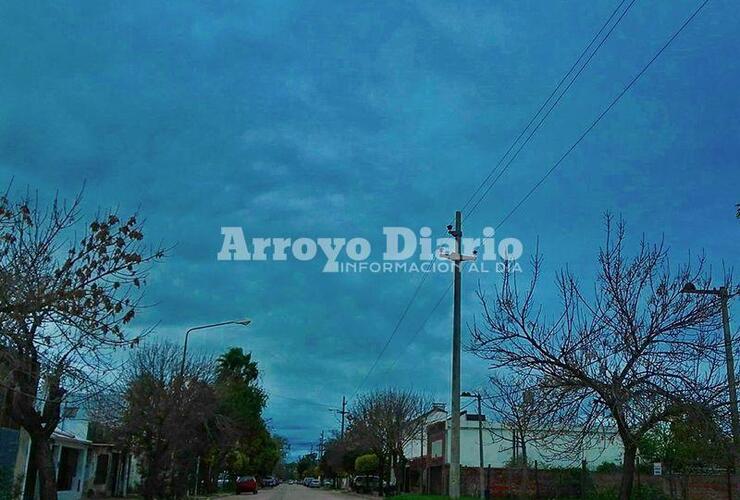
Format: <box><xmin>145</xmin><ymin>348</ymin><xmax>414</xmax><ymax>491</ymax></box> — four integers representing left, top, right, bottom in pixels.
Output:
<box><xmin>411</xmin><ymin>463</ymin><xmax>740</xmax><ymax>499</ymax></box>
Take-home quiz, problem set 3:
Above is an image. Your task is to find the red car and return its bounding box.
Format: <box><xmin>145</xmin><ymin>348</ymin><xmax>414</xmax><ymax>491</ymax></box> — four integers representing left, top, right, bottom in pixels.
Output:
<box><xmin>235</xmin><ymin>476</ymin><xmax>258</xmax><ymax>495</ymax></box>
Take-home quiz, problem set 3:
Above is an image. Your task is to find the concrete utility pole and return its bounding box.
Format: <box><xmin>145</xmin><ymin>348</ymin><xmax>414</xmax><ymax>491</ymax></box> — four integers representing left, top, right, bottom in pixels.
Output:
<box><xmin>340</xmin><ymin>396</ymin><xmax>347</xmax><ymax>439</ymax></box>
<box><xmin>330</xmin><ymin>397</ymin><xmax>348</xmax><ymax>439</ymax></box>
<box><xmin>682</xmin><ymin>284</ymin><xmax>737</xmax><ymax>478</ymax></box>
<box><xmin>450</xmin><ymin>212</ymin><xmax>462</xmax><ymax>499</ymax></box>
<box><xmin>440</xmin><ymin>211</ymin><xmax>476</xmax><ymax>499</ymax></box>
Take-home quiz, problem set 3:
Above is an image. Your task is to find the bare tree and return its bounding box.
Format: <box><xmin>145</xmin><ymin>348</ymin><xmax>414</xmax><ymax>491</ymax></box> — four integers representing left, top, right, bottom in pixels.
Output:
<box><xmin>348</xmin><ymin>389</ymin><xmax>428</xmax><ymax>496</ymax></box>
<box><xmin>470</xmin><ymin>216</ymin><xmax>728</xmax><ymax>500</ymax></box>
<box><xmin>0</xmin><ymin>190</ymin><xmax>164</xmax><ymax>500</ymax></box>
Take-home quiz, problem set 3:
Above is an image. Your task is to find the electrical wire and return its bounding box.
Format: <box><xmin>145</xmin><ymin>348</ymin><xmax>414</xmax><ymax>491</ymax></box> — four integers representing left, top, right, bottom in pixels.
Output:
<box><xmin>352</xmin><ymin>1</ymin><xmax>637</xmax><ymax>393</ymax></box>
<box><xmin>493</xmin><ymin>0</ymin><xmax>710</xmax><ymax>230</ymax></box>
<box><xmin>460</xmin><ymin>0</ymin><xmax>633</xmax><ymax>215</ymax></box>
<box><xmin>464</xmin><ymin>0</ymin><xmax>637</xmax><ymax>219</ymax></box>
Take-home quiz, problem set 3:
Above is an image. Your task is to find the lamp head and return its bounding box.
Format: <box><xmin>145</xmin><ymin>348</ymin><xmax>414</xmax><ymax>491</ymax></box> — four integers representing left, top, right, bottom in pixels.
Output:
<box><xmin>681</xmin><ymin>282</ymin><xmax>697</xmax><ymax>293</ymax></box>
<box><xmin>235</xmin><ymin>318</ymin><xmax>252</xmax><ymax>327</ymax></box>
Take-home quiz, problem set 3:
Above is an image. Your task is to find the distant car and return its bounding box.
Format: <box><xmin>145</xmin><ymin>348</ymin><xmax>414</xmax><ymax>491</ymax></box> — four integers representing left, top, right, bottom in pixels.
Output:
<box><xmin>322</xmin><ymin>478</ymin><xmax>333</xmax><ymax>487</ymax></box>
<box><xmin>235</xmin><ymin>476</ymin><xmax>258</xmax><ymax>495</ymax></box>
<box><xmin>288</xmin><ymin>479</ymin><xmax>295</xmax><ymax>484</ymax></box>
<box><xmin>303</xmin><ymin>477</ymin><xmax>314</xmax><ymax>486</ymax></box>
<box><xmin>262</xmin><ymin>476</ymin><xmax>277</xmax><ymax>487</ymax></box>
<box><xmin>309</xmin><ymin>478</ymin><xmax>321</xmax><ymax>488</ymax></box>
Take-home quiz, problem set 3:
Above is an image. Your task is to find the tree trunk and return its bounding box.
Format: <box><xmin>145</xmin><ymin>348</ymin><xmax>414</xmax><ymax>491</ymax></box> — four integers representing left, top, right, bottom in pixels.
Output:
<box><xmin>32</xmin><ymin>433</ymin><xmax>58</xmax><ymax>500</ymax></box>
<box><xmin>520</xmin><ymin>440</ymin><xmax>528</xmax><ymax>499</ymax></box>
<box><xmin>619</xmin><ymin>444</ymin><xmax>637</xmax><ymax>500</ymax></box>
<box><xmin>378</xmin><ymin>455</ymin><xmax>386</xmax><ymax>497</ymax></box>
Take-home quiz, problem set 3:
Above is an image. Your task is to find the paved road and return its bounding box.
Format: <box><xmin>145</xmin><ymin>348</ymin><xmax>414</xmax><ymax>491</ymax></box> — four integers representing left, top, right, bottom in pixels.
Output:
<box><xmin>227</xmin><ymin>484</ymin><xmax>363</xmax><ymax>500</ymax></box>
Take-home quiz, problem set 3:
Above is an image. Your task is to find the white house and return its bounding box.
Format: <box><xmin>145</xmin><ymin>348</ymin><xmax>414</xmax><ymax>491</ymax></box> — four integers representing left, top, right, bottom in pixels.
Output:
<box><xmin>403</xmin><ymin>409</ymin><xmax>624</xmax><ymax>494</ymax></box>
<box><xmin>402</xmin><ymin>403</ymin><xmax>448</xmax><ymax>461</ymax></box>
<box><xmin>433</xmin><ymin>411</ymin><xmax>624</xmax><ymax>469</ymax></box>
<box><xmin>3</xmin><ymin>398</ymin><xmax>138</xmax><ymax>500</ymax></box>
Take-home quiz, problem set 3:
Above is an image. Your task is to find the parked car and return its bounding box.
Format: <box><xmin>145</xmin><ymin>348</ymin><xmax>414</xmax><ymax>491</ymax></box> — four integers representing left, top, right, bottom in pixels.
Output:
<box><xmin>262</xmin><ymin>476</ymin><xmax>278</xmax><ymax>487</ymax></box>
<box><xmin>309</xmin><ymin>478</ymin><xmax>321</xmax><ymax>488</ymax></box>
<box><xmin>352</xmin><ymin>475</ymin><xmax>380</xmax><ymax>494</ymax></box>
<box><xmin>235</xmin><ymin>476</ymin><xmax>258</xmax><ymax>495</ymax></box>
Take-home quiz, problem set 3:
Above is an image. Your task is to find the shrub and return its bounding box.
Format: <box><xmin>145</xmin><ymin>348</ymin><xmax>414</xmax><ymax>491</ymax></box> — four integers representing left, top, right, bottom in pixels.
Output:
<box><xmin>354</xmin><ymin>454</ymin><xmax>379</xmax><ymax>474</ymax></box>
<box><xmin>595</xmin><ymin>461</ymin><xmax>622</xmax><ymax>473</ymax></box>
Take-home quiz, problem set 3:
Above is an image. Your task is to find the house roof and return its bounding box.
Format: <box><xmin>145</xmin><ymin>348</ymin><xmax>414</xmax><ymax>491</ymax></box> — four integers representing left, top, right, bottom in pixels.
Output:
<box><xmin>52</xmin><ymin>429</ymin><xmax>91</xmax><ymax>447</ymax></box>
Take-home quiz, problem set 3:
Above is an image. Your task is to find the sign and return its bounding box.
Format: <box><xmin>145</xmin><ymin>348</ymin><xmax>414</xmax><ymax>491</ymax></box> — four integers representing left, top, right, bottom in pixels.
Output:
<box><xmin>653</xmin><ymin>462</ymin><xmax>662</xmax><ymax>476</ymax></box>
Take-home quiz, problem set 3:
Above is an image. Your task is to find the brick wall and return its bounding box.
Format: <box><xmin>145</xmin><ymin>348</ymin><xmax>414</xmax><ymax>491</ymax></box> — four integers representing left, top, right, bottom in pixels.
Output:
<box><xmin>448</xmin><ymin>465</ymin><xmax>740</xmax><ymax>499</ymax></box>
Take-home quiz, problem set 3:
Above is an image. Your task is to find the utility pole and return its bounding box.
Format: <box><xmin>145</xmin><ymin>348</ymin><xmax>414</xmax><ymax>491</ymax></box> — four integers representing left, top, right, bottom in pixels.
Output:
<box><xmin>440</xmin><ymin>211</ymin><xmax>476</xmax><ymax>499</ymax></box>
<box><xmin>476</xmin><ymin>394</ymin><xmax>485</xmax><ymax>500</ymax></box>
<box><xmin>340</xmin><ymin>396</ymin><xmax>347</xmax><ymax>439</ymax></box>
<box><xmin>720</xmin><ymin>287</ymin><xmax>739</xmax><ymax>461</ymax></box>
<box><xmin>420</xmin><ymin>426</ymin><xmax>425</xmax><ymax>493</ymax></box>
<box><xmin>331</xmin><ymin>397</ymin><xmax>348</xmax><ymax>438</ymax></box>
<box><xmin>682</xmin><ymin>283</ymin><xmax>738</xmax><ymax>485</ymax></box>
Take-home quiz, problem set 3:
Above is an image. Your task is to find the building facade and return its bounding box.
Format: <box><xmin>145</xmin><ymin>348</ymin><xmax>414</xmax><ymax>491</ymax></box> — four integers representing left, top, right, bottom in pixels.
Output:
<box><xmin>1</xmin><ymin>398</ymin><xmax>138</xmax><ymax>500</ymax></box>
<box><xmin>405</xmin><ymin>410</ymin><xmax>624</xmax><ymax>495</ymax></box>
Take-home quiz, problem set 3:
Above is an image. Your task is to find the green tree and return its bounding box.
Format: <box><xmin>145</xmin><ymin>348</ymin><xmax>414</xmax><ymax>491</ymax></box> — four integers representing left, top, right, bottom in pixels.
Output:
<box><xmin>216</xmin><ymin>348</ymin><xmax>258</xmax><ymax>385</ymax></box>
<box><xmin>355</xmin><ymin>454</ymin><xmax>379</xmax><ymax>474</ymax></box>
<box><xmin>208</xmin><ymin>347</ymin><xmax>278</xmax><ymax>482</ymax></box>
<box><xmin>639</xmin><ymin>408</ymin><xmax>730</xmax><ymax>472</ymax></box>
<box><xmin>297</xmin><ymin>453</ymin><xmax>318</xmax><ymax>478</ymax></box>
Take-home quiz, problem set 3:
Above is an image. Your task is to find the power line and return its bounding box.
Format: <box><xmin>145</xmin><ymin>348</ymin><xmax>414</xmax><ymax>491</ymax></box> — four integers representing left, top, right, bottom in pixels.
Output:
<box><xmin>375</xmin><ymin>0</ymin><xmax>710</xmax><ymax>400</ymax></box>
<box><xmin>460</xmin><ymin>0</ymin><xmax>633</xmax><ymax>215</ymax></box>
<box><xmin>494</xmin><ymin>0</ymin><xmax>710</xmax><ymax>230</ymax></box>
<box><xmin>270</xmin><ymin>393</ymin><xmax>336</xmax><ymax>409</ymax></box>
<box><xmin>381</xmin><ymin>282</ymin><xmax>453</xmax><ymax>378</ymax></box>
<box><xmin>346</xmin><ymin>2</ymin><xmax>635</xmax><ymax>401</ymax></box>
<box><xmin>349</xmin><ymin>269</ymin><xmax>435</xmax><ymax>401</ymax></box>
<box><xmin>464</xmin><ymin>0</ymin><xmax>637</xmax><ymax>219</ymax></box>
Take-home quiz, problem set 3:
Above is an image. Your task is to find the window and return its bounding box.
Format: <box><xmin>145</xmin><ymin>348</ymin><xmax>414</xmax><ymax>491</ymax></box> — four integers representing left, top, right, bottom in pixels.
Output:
<box><xmin>431</xmin><ymin>439</ymin><xmax>443</xmax><ymax>458</ymax></box>
<box><xmin>57</xmin><ymin>447</ymin><xmax>80</xmax><ymax>491</ymax></box>
<box><xmin>94</xmin><ymin>454</ymin><xmax>109</xmax><ymax>485</ymax></box>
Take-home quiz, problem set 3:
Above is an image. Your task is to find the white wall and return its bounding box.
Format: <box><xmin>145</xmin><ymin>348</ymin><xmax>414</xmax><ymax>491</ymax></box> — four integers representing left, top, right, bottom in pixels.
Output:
<box><xmin>403</xmin><ymin>409</ymin><xmax>447</xmax><ymax>459</ymax></box>
<box><xmin>441</xmin><ymin>415</ymin><xmax>625</xmax><ymax>470</ymax></box>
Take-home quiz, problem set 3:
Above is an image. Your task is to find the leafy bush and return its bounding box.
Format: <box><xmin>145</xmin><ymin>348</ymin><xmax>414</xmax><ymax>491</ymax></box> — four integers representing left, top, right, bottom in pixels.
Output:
<box><xmin>595</xmin><ymin>461</ymin><xmax>622</xmax><ymax>473</ymax></box>
<box><xmin>354</xmin><ymin>454</ymin><xmax>379</xmax><ymax>474</ymax></box>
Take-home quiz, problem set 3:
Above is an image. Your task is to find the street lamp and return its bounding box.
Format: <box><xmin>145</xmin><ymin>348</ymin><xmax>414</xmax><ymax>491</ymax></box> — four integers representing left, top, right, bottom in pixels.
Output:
<box><xmin>180</xmin><ymin>318</ymin><xmax>251</xmax><ymax>497</ymax></box>
<box><xmin>681</xmin><ymin>283</ymin><xmax>737</xmax><ymax>471</ymax></box>
<box><xmin>180</xmin><ymin>318</ymin><xmax>252</xmax><ymax>378</ymax></box>
<box><xmin>462</xmin><ymin>391</ymin><xmax>485</xmax><ymax>500</ymax></box>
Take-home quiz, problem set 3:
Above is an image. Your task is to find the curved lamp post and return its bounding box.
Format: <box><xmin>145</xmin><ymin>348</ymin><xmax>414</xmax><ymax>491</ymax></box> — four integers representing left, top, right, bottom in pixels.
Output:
<box><xmin>180</xmin><ymin>317</ymin><xmax>251</xmax><ymax>497</ymax></box>
<box><xmin>180</xmin><ymin>318</ymin><xmax>252</xmax><ymax>378</ymax></box>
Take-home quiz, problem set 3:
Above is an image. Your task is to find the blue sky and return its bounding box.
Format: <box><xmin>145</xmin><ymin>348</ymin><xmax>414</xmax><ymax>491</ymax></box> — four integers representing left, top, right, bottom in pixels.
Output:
<box><xmin>1</xmin><ymin>0</ymin><xmax>738</xmax><ymax>459</ymax></box>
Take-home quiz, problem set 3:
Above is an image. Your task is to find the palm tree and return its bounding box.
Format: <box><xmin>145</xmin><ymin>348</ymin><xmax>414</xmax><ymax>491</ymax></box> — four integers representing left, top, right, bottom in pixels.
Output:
<box><xmin>216</xmin><ymin>347</ymin><xmax>258</xmax><ymax>385</ymax></box>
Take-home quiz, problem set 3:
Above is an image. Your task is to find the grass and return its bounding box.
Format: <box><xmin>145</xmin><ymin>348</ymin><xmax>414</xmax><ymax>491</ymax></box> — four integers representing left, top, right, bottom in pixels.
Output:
<box><xmin>389</xmin><ymin>496</ymin><xmax>479</xmax><ymax>500</ymax></box>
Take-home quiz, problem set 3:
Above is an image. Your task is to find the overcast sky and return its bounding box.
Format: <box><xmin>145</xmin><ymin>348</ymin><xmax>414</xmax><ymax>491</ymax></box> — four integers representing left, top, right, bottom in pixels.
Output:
<box><xmin>1</xmin><ymin>0</ymin><xmax>738</xmax><ymax>459</ymax></box>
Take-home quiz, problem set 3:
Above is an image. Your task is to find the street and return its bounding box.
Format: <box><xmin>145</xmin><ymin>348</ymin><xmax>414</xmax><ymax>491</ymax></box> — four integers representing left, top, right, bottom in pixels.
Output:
<box><xmin>227</xmin><ymin>484</ymin><xmax>364</xmax><ymax>500</ymax></box>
